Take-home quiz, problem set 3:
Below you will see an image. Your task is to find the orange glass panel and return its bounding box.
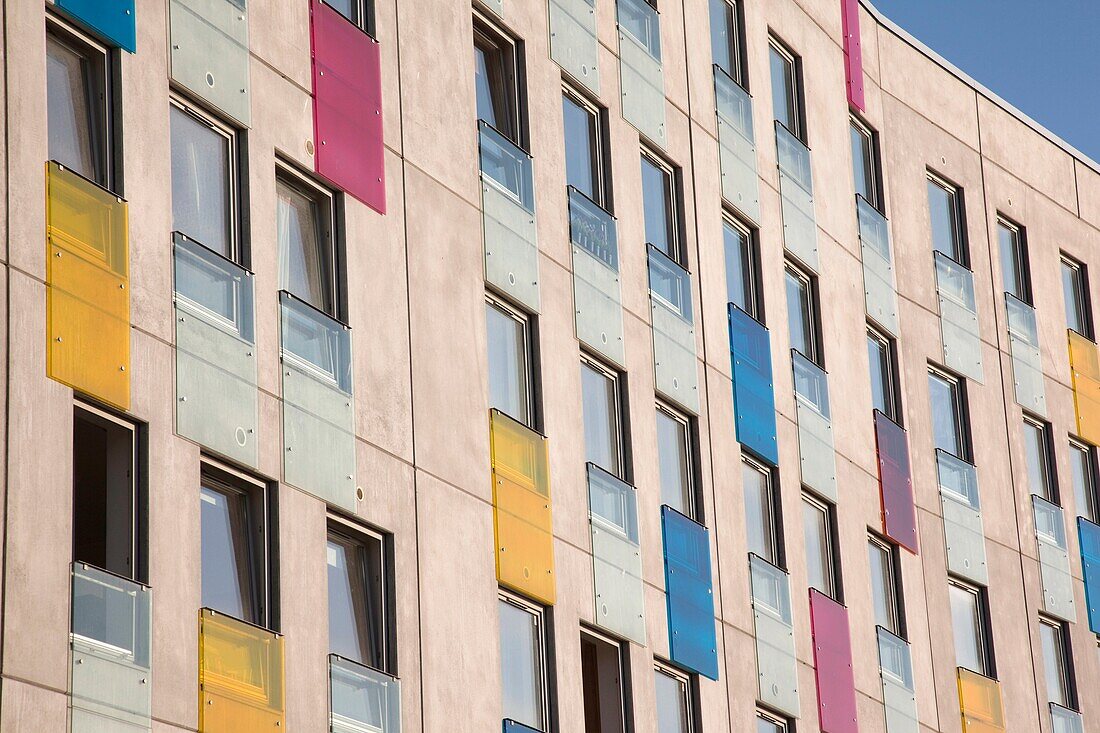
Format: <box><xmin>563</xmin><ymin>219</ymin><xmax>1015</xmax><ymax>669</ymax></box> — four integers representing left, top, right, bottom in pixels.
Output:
<box><xmin>45</xmin><ymin>161</ymin><xmax>130</xmax><ymax>409</ymax></box>
<box><xmin>957</xmin><ymin>668</ymin><xmax>1005</xmax><ymax>733</ymax></box>
<box><xmin>198</xmin><ymin>609</ymin><xmax>285</xmax><ymax>731</ymax></box>
<box><xmin>490</xmin><ymin>409</ymin><xmax>555</xmax><ymax>605</ymax></box>
<box><xmin>1068</xmin><ymin>330</ymin><xmax>1100</xmax><ymax>445</ymax></box>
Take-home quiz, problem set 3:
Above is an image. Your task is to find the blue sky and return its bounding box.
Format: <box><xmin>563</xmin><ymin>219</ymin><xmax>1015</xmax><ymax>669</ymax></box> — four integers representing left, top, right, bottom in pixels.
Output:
<box><xmin>870</xmin><ymin>0</ymin><xmax>1100</xmax><ymax>162</ymax></box>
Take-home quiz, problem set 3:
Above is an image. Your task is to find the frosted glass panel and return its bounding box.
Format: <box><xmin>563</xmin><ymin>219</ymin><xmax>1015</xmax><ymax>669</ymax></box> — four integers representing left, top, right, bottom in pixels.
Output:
<box><xmin>1005</xmin><ymin>294</ymin><xmax>1046</xmax><ymax>415</ymax></box>
<box><xmin>588</xmin><ymin>464</ymin><xmax>645</xmax><ymax>644</ymax></box>
<box><xmin>749</xmin><ymin>555</ymin><xmax>798</xmax><ymax>718</ymax></box>
<box><xmin>570</xmin><ymin>188</ymin><xmax>625</xmax><ymax>367</ymax></box>
<box><xmin>648</xmin><ymin>247</ymin><xmax>699</xmax><ymax>414</ymax></box>
<box><xmin>937</xmin><ymin>450</ymin><xmax>988</xmax><ymax>585</ymax></box>
<box><xmin>792</xmin><ymin>351</ymin><xmax>837</xmax><ymax>502</ymax></box>
<box><xmin>877</xmin><ymin>628</ymin><xmax>918</xmax><ymax>733</ymax></box>
<box><xmin>775</xmin><ymin>122</ymin><xmax>817</xmax><ymax>272</ymax></box>
<box><xmin>1033</xmin><ymin>496</ymin><xmax>1075</xmax><ymax>622</ymax></box>
<box><xmin>857</xmin><ymin>196</ymin><xmax>898</xmax><ymax>336</ymax></box>
<box><xmin>934</xmin><ymin>252</ymin><xmax>983</xmax><ymax>383</ymax></box>
<box><xmin>714</xmin><ymin>67</ymin><xmax>760</xmax><ymax>224</ymax></box>
<box><xmin>617</xmin><ymin>0</ymin><xmax>666</xmax><ymax>146</ymax></box>
<box><xmin>169</xmin><ymin>0</ymin><xmax>251</xmax><ymax>125</ymax></box>
<box><xmin>329</xmin><ymin>656</ymin><xmax>401</xmax><ymax>733</ymax></box>
<box><xmin>1050</xmin><ymin>705</ymin><xmax>1083</xmax><ymax>733</ymax></box>
<box><xmin>550</xmin><ymin>0</ymin><xmax>599</xmax><ymax>92</ymax></box>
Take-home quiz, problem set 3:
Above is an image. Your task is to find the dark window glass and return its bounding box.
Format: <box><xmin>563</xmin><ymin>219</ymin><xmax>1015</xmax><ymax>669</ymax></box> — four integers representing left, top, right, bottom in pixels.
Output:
<box><xmin>170</xmin><ymin>103</ymin><xmax>235</xmax><ymax>259</ymax></box>
<box><xmin>327</xmin><ymin>528</ymin><xmax>386</xmax><ymax>670</ymax></box>
<box><xmin>563</xmin><ymin>90</ymin><xmax>604</xmax><ymax>205</ymax></box>
<box><xmin>201</xmin><ymin>480</ymin><xmax>263</xmax><ymax>624</ymax></box>
<box><xmin>641</xmin><ymin>153</ymin><xmax>679</xmax><ymax>262</ymax></box>
<box><xmin>1062</xmin><ymin>256</ymin><xmax>1091</xmax><ymax>337</ymax></box>
<box><xmin>867</xmin><ymin>328</ymin><xmax>897</xmax><ymax>420</ymax></box>
<box><xmin>47</xmin><ymin>30</ymin><xmax>108</xmax><ymax>186</ymax></box>
<box><xmin>580</xmin><ymin>632</ymin><xmax>628</xmax><ymax>733</ymax></box>
<box><xmin>324</xmin><ymin>0</ymin><xmax>374</xmax><ymax>34</ymax></box>
<box><xmin>850</xmin><ymin>119</ymin><xmax>878</xmax><ymax>209</ymax></box>
<box><xmin>1070</xmin><ymin>440</ymin><xmax>1098</xmax><ymax>523</ymax></box>
<box><xmin>1023</xmin><ymin>418</ymin><xmax>1055</xmax><ymax>502</ymax></box>
<box><xmin>868</xmin><ymin>537</ymin><xmax>900</xmax><ymax>634</ymax></box>
<box><xmin>276</xmin><ymin>173</ymin><xmax>336</xmax><ymax>315</ymax></box>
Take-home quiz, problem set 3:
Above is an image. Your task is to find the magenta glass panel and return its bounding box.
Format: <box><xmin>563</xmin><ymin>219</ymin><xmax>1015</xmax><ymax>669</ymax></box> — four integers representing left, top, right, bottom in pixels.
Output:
<box><xmin>841</xmin><ymin>0</ymin><xmax>865</xmax><ymax>111</ymax></box>
<box><xmin>310</xmin><ymin>0</ymin><xmax>386</xmax><ymax>214</ymax></box>
<box><xmin>809</xmin><ymin>590</ymin><xmax>859</xmax><ymax>733</ymax></box>
<box><xmin>875</xmin><ymin>410</ymin><xmax>918</xmax><ymax>554</ymax></box>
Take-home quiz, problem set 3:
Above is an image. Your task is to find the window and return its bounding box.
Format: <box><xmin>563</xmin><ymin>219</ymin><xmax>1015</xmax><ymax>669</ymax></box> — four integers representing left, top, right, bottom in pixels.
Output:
<box><xmin>324</xmin><ymin>0</ymin><xmax>375</xmax><ymax>35</ymax></box>
<box><xmin>708</xmin><ymin>0</ymin><xmax>744</xmax><ymax>85</ymax></box>
<box><xmin>850</xmin><ymin>117</ymin><xmax>880</xmax><ymax>210</ymax></box>
<box><xmin>756</xmin><ymin>711</ymin><xmax>788</xmax><ymax>733</ymax></box>
<box><xmin>1022</xmin><ymin>417</ymin><xmax>1056</xmax><ymax>502</ymax></box>
<box><xmin>928</xmin><ymin>369</ymin><xmax>968</xmax><ymax>460</ymax></box>
<box><xmin>170</xmin><ymin>100</ymin><xmax>239</xmax><ymax>261</ymax></box>
<box><xmin>1039</xmin><ymin>618</ymin><xmax>1074</xmax><ymax>709</ymax></box>
<box><xmin>499</xmin><ymin>593</ymin><xmax>550</xmax><ymax>730</ymax></box>
<box><xmin>656</xmin><ymin>403</ymin><xmax>696</xmax><ymax>519</ymax></box>
<box><xmin>486</xmin><ymin>296</ymin><xmax>534</xmax><ymax>426</ymax></box>
<box><xmin>1062</xmin><ymin>255</ymin><xmax>1092</xmax><ymax>337</ymax></box>
<box><xmin>743</xmin><ymin>458</ymin><xmax>779</xmax><ymax>565</ymax></box>
<box><xmin>276</xmin><ymin>169</ymin><xmax>338</xmax><ymax>316</ymax></box>
<box><xmin>724</xmin><ymin>216</ymin><xmax>759</xmax><ymax>319</ymax></box>
<box><xmin>580</xmin><ymin>630</ymin><xmax>628</xmax><ymax>733</ymax></box>
<box><xmin>949</xmin><ymin>579</ymin><xmax>991</xmax><ymax>675</ymax></box>
<box><xmin>563</xmin><ymin>87</ymin><xmax>608</xmax><ymax>207</ymax></box>
<box><xmin>327</xmin><ymin>522</ymin><xmax>388</xmax><ymax>671</ymax></box>
<box><xmin>997</xmin><ymin>219</ymin><xmax>1031</xmax><ymax>303</ymax></box>
<box><xmin>641</xmin><ymin>151</ymin><xmax>681</xmax><ymax>263</ymax></box>
<box><xmin>768</xmin><ymin>39</ymin><xmax>802</xmax><ymax>140</ymax></box>
<box><xmin>1070</xmin><ymin>440</ymin><xmax>1098</xmax><ymax>522</ymax></box>
<box><xmin>73</xmin><ymin>405</ymin><xmax>143</xmax><ymax>582</ymax></box>
<box><xmin>927</xmin><ymin>173</ymin><xmax>966</xmax><ymax>264</ymax></box>
<box><xmin>867</xmin><ymin>327</ymin><xmax>898</xmax><ymax>421</ymax></box>
<box><xmin>581</xmin><ymin>358</ymin><xmax>625</xmax><ymax>478</ymax></box>
<box><xmin>47</xmin><ymin>23</ymin><xmax>111</xmax><ymax>187</ymax></box>
<box><xmin>474</xmin><ymin>20</ymin><xmax>522</xmax><ymax>144</ymax></box>
<box><xmin>784</xmin><ymin>263</ymin><xmax>818</xmax><ymax>364</ymax></box>
<box><xmin>802</xmin><ymin>494</ymin><xmax>837</xmax><ymax>599</ymax></box>
<box><xmin>654</xmin><ymin>664</ymin><xmax>693</xmax><ymax>733</ymax></box>
<box><xmin>200</xmin><ymin>467</ymin><xmax>270</xmax><ymax>626</ymax></box>
<box><xmin>868</xmin><ymin>537</ymin><xmax>901</xmax><ymax>635</ymax></box>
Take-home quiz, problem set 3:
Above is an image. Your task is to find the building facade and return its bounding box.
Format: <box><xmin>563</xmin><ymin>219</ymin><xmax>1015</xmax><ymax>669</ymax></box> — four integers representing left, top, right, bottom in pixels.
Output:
<box><xmin>4</xmin><ymin>0</ymin><xmax>1100</xmax><ymax>731</ymax></box>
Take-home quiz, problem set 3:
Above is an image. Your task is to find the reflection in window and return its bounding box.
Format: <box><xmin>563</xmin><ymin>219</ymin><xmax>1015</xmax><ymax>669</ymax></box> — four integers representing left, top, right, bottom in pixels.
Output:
<box><xmin>1062</xmin><ymin>255</ymin><xmax>1091</xmax><ymax>337</ymax></box>
<box><xmin>654</xmin><ymin>665</ymin><xmax>692</xmax><ymax>733</ymax></box>
<box><xmin>657</xmin><ymin>404</ymin><xmax>694</xmax><ymax>519</ymax></box>
<box><xmin>327</xmin><ymin>528</ymin><xmax>386</xmax><ymax>670</ymax></box>
<box><xmin>581</xmin><ymin>359</ymin><xmax>623</xmax><ymax>477</ymax></box>
<box><xmin>998</xmin><ymin>220</ymin><xmax>1030</xmax><ymax>303</ymax></box>
<box><xmin>201</xmin><ymin>482</ymin><xmax>259</xmax><ymax>624</ymax></box>
<box><xmin>641</xmin><ymin>152</ymin><xmax>679</xmax><ymax>263</ymax></box>
<box><xmin>949</xmin><ymin>580</ymin><xmax>989</xmax><ymax>675</ymax></box>
<box><xmin>928</xmin><ymin>369</ymin><xmax>967</xmax><ymax>460</ymax></box>
<box><xmin>868</xmin><ymin>537</ymin><xmax>900</xmax><ymax>634</ymax></box>
<box><xmin>927</xmin><ymin>174</ymin><xmax>965</xmax><ymax>264</ymax></box>
<box><xmin>171</xmin><ymin>103</ymin><xmax>235</xmax><ymax>259</ymax></box>
<box><xmin>802</xmin><ymin>495</ymin><xmax>836</xmax><ymax>599</ymax></box>
<box><xmin>1070</xmin><ymin>440</ymin><xmax>1098</xmax><ymax>523</ymax></box>
<box><xmin>486</xmin><ymin>298</ymin><xmax>532</xmax><ymax>426</ymax></box>
<box><xmin>850</xmin><ymin>118</ymin><xmax>879</xmax><ymax>209</ymax></box>
<box><xmin>277</xmin><ymin>175</ymin><xmax>335</xmax><ymax>315</ymax></box>
<box><xmin>499</xmin><ymin>595</ymin><xmax>547</xmax><ymax>729</ymax></box>
<box><xmin>563</xmin><ymin>89</ymin><xmax>604</xmax><ymax>206</ymax></box>
<box><xmin>708</xmin><ymin>0</ymin><xmax>742</xmax><ymax>84</ymax></box>
<box><xmin>784</xmin><ymin>264</ymin><xmax>816</xmax><ymax>363</ymax></box>
<box><xmin>743</xmin><ymin>459</ymin><xmax>778</xmax><ymax>564</ymax></box>
<box><xmin>47</xmin><ymin>31</ymin><xmax>107</xmax><ymax>186</ymax></box>
<box><xmin>1039</xmin><ymin>618</ymin><xmax>1072</xmax><ymax>708</ymax></box>
<box><xmin>324</xmin><ymin>0</ymin><xmax>374</xmax><ymax>34</ymax></box>
<box><xmin>1023</xmin><ymin>418</ymin><xmax>1055</xmax><ymax>502</ymax></box>
<box><xmin>724</xmin><ymin>217</ymin><xmax>757</xmax><ymax>318</ymax></box>
<box><xmin>768</xmin><ymin>41</ymin><xmax>800</xmax><ymax>139</ymax></box>
<box><xmin>867</xmin><ymin>328</ymin><xmax>896</xmax><ymax>420</ymax></box>
<box><xmin>474</xmin><ymin>25</ymin><xmax>520</xmax><ymax>143</ymax></box>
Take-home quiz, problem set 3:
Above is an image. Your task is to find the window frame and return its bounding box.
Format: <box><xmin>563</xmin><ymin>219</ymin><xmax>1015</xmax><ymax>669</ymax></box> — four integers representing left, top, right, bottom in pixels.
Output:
<box><xmin>486</xmin><ymin>294</ymin><xmax>537</xmax><ymax>429</ymax></box>
<box><xmin>866</xmin><ymin>325</ymin><xmax>900</xmax><ymax>423</ymax></box>
<box><xmin>709</xmin><ymin>0</ymin><xmax>746</xmax><ymax>87</ymax></box>
<box><xmin>562</xmin><ymin>83</ymin><xmax>610</xmax><ymax>210</ymax></box>
<box><xmin>867</xmin><ymin>534</ymin><xmax>904</xmax><ymax>636</ymax></box>
<box><xmin>656</xmin><ymin>401</ymin><xmax>699</xmax><ymax>522</ymax></box>
<box><xmin>849</xmin><ymin>115</ymin><xmax>882</xmax><ymax>211</ymax></box>
<box><xmin>324</xmin><ymin>0</ymin><xmax>376</xmax><ymax>37</ymax></box>
<box><xmin>653</xmin><ymin>662</ymin><xmax>696</xmax><ymax>733</ymax></box>
<box><xmin>499</xmin><ymin>590</ymin><xmax>552</xmax><ymax>730</ymax></box>
<box><xmin>473</xmin><ymin>15</ymin><xmax>525</xmax><ymax>148</ymax></box>
<box><xmin>1039</xmin><ymin>616</ymin><xmax>1076</xmax><ymax>710</ymax></box>
<box><xmin>996</xmin><ymin>216</ymin><xmax>1032</xmax><ymax>305</ymax></box>
<box><xmin>580</xmin><ymin>355</ymin><xmax>628</xmax><ymax>480</ymax></box>
<box><xmin>948</xmin><ymin>577</ymin><xmax>993</xmax><ymax>677</ymax></box>
<box><xmin>579</xmin><ymin>627</ymin><xmax>631</xmax><ymax>733</ymax></box>
<box><xmin>1061</xmin><ymin>253</ymin><xmax>1093</xmax><ymax>339</ymax></box>
<box><xmin>275</xmin><ymin>164</ymin><xmax>343</xmax><ymax>320</ymax></box>
<box><xmin>1022</xmin><ymin>415</ymin><xmax>1057</xmax><ymax>504</ymax></box>
<box><xmin>742</xmin><ymin>455</ymin><xmax>782</xmax><ymax>567</ymax></box>
<box><xmin>784</xmin><ymin>261</ymin><xmax>821</xmax><ymax>366</ymax></box>
<box><xmin>768</xmin><ymin>37</ymin><xmax>804</xmax><ymax>142</ymax></box>
<box><xmin>723</xmin><ymin>213</ymin><xmax>762</xmax><ymax>321</ymax></box>
<box><xmin>326</xmin><ymin>515</ymin><xmax>395</xmax><ymax>674</ymax></box>
<box><xmin>640</xmin><ymin>148</ymin><xmax>684</xmax><ymax>266</ymax></box>
<box><xmin>926</xmin><ymin>171</ymin><xmax>968</xmax><ymax>266</ymax></box>
<box><xmin>802</xmin><ymin>493</ymin><xmax>840</xmax><ymax>602</ymax></box>
<box><xmin>928</xmin><ymin>367</ymin><xmax>971</xmax><ymax>462</ymax></box>
<box><xmin>755</xmin><ymin>709</ymin><xmax>789</xmax><ymax>733</ymax></box>
<box><xmin>1070</xmin><ymin>438</ymin><xmax>1099</xmax><ymax>523</ymax></box>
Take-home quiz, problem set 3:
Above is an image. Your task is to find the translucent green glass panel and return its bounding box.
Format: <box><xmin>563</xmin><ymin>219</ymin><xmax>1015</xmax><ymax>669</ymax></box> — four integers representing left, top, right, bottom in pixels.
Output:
<box><xmin>279</xmin><ymin>292</ymin><xmax>356</xmax><ymax>510</ymax></box>
<box><xmin>169</xmin><ymin>0</ymin><xmax>251</xmax><ymax>125</ymax></box>
<box><xmin>198</xmin><ymin>609</ymin><xmax>284</xmax><ymax>731</ymax></box>
<box><xmin>934</xmin><ymin>252</ymin><xmax>984</xmax><ymax>384</ymax></box>
<box><xmin>877</xmin><ymin>628</ymin><xmax>918</xmax><ymax>733</ymax></box>
<box><xmin>617</xmin><ymin>0</ymin><xmax>666</xmax><ymax>147</ymax></box>
<box><xmin>749</xmin><ymin>555</ymin><xmax>799</xmax><ymax>718</ymax></box>
<box><xmin>45</xmin><ymin>161</ymin><xmax>130</xmax><ymax>410</ymax></box>
<box><xmin>569</xmin><ymin>188</ymin><xmax>625</xmax><ymax>367</ymax></box>
<box><xmin>479</xmin><ymin>122</ymin><xmax>540</xmax><ymax>312</ymax></box>
<box><xmin>1051</xmin><ymin>704</ymin><xmax>1084</xmax><ymax>733</ymax></box>
<box><xmin>173</xmin><ymin>234</ymin><xmax>258</xmax><ymax>467</ymax></box>
<box><xmin>1005</xmin><ymin>295</ymin><xmax>1046</xmax><ymax>415</ymax></box>
<box><xmin>550</xmin><ymin>0</ymin><xmax>599</xmax><ymax>93</ymax></box>
<box><xmin>329</xmin><ymin>655</ymin><xmax>401</xmax><ymax>733</ymax></box>
<box><xmin>70</xmin><ymin>563</ymin><xmax>151</xmax><ymax>732</ymax></box>
<box><xmin>1067</xmin><ymin>330</ymin><xmax>1100</xmax><ymax>445</ymax></box>
<box><xmin>1033</xmin><ymin>496</ymin><xmax>1076</xmax><ymax>623</ymax></box>
<box><xmin>490</xmin><ymin>409</ymin><xmax>555</xmax><ymax>605</ymax></box>
<box><xmin>648</xmin><ymin>246</ymin><xmax>699</xmax><ymax>414</ymax></box>
<box><xmin>588</xmin><ymin>463</ymin><xmax>645</xmax><ymax>644</ymax></box>
<box><xmin>713</xmin><ymin>67</ymin><xmax>760</xmax><ymax>224</ymax></box>
<box><xmin>957</xmin><ymin>668</ymin><xmax>1004</xmax><ymax>733</ymax></box>
<box><xmin>857</xmin><ymin>196</ymin><xmax>898</xmax><ymax>336</ymax></box>
<box><xmin>775</xmin><ymin>122</ymin><xmax>817</xmax><ymax>272</ymax></box>
<box><xmin>937</xmin><ymin>450</ymin><xmax>988</xmax><ymax>585</ymax></box>
<box><xmin>792</xmin><ymin>351</ymin><xmax>837</xmax><ymax>502</ymax></box>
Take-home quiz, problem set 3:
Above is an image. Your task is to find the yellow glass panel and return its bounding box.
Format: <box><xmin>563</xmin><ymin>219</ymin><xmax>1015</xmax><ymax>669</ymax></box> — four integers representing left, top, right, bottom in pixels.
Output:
<box><xmin>198</xmin><ymin>609</ymin><xmax>285</xmax><ymax>731</ymax></box>
<box><xmin>1068</xmin><ymin>330</ymin><xmax>1100</xmax><ymax>445</ymax></box>
<box><xmin>45</xmin><ymin>161</ymin><xmax>130</xmax><ymax>409</ymax></box>
<box><xmin>957</xmin><ymin>668</ymin><xmax>1005</xmax><ymax>733</ymax></box>
<box><xmin>490</xmin><ymin>409</ymin><xmax>555</xmax><ymax>605</ymax></box>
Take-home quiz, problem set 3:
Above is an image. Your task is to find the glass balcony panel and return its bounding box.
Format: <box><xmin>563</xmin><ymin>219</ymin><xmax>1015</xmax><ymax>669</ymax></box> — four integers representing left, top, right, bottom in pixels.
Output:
<box><xmin>1067</xmin><ymin>330</ymin><xmax>1100</xmax><ymax>444</ymax></box>
<box><xmin>728</xmin><ymin>304</ymin><xmax>778</xmax><ymax>466</ymax></box>
<box><xmin>1078</xmin><ymin>517</ymin><xmax>1100</xmax><ymax>633</ymax></box>
<box><xmin>792</xmin><ymin>352</ymin><xmax>837</xmax><ymax>502</ymax></box>
<box><xmin>550</xmin><ymin>0</ymin><xmax>599</xmax><ymax>93</ymax></box>
<box><xmin>877</xmin><ymin>628</ymin><xmax>918</xmax><ymax>733</ymax></box>
<box><xmin>482</xmin><ymin>0</ymin><xmax>503</xmax><ymax>15</ymax></box>
<box><xmin>775</xmin><ymin>122</ymin><xmax>818</xmax><ymax>271</ymax></box>
<box><xmin>749</xmin><ymin>555</ymin><xmax>799</xmax><ymax>718</ymax></box>
<box><xmin>617</xmin><ymin>0</ymin><xmax>666</xmax><ymax>146</ymax></box>
<box><xmin>957</xmin><ymin>668</ymin><xmax>1005</xmax><ymax>733</ymax></box>
<box><xmin>857</xmin><ymin>196</ymin><xmax>898</xmax><ymax>336</ymax></box>
<box><xmin>1050</xmin><ymin>704</ymin><xmax>1084</xmax><ymax>733</ymax></box>
<box><xmin>1004</xmin><ymin>294</ymin><xmax>1046</xmax><ymax>415</ymax></box>
<box><xmin>569</xmin><ymin>188</ymin><xmax>625</xmax><ymax>367</ymax></box>
<box><xmin>503</xmin><ymin>721</ymin><xmax>540</xmax><ymax>733</ymax></box>
<box><xmin>934</xmin><ymin>252</ymin><xmax>984</xmax><ymax>383</ymax></box>
<box><xmin>169</xmin><ymin>0</ymin><xmax>251</xmax><ymax>125</ymax></box>
<box><xmin>937</xmin><ymin>451</ymin><xmax>988</xmax><ymax>585</ymax></box>
<box><xmin>588</xmin><ymin>464</ymin><xmax>645</xmax><ymax>644</ymax></box>
<box><xmin>198</xmin><ymin>609</ymin><xmax>285</xmax><ymax>731</ymax></box>
<box><xmin>311</xmin><ymin>0</ymin><xmax>386</xmax><ymax>212</ymax></box>
<box><xmin>174</xmin><ymin>234</ymin><xmax>258</xmax><ymax>467</ymax></box>
<box><xmin>1033</xmin><ymin>497</ymin><xmax>1076</xmax><ymax>622</ymax></box>
<box><xmin>648</xmin><ymin>247</ymin><xmax>699</xmax><ymax>414</ymax></box>
<box><xmin>45</xmin><ymin>161</ymin><xmax>130</xmax><ymax>409</ymax></box>
<box><xmin>874</xmin><ymin>411</ymin><xmax>918</xmax><ymax>553</ymax></box>
<box><xmin>70</xmin><ymin>564</ymin><xmax>151</xmax><ymax>730</ymax></box>
<box><xmin>713</xmin><ymin>68</ymin><xmax>760</xmax><ymax>224</ymax></box>
<box><xmin>661</xmin><ymin>506</ymin><xmax>718</xmax><ymax>680</ymax></box>
<box><xmin>329</xmin><ymin>656</ymin><xmax>401</xmax><ymax>733</ymax></box>
<box><xmin>479</xmin><ymin>122</ymin><xmax>540</xmax><ymax>312</ymax></box>
<box><xmin>808</xmin><ymin>590</ymin><xmax>859</xmax><ymax>733</ymax></box>
<box><xmin>490</xmin><ymin>409</ymin><xmax>555</xmax><ymax>605</ymax></box>
<box><xmin>279</xmin><ymin>292</ymin><xmax>356</xmax><ymax>510</ymax></box>
<box><xmin>54</xmin><ymin>0</ymin><xmax>136</xmax><ymax>52</ymax></box>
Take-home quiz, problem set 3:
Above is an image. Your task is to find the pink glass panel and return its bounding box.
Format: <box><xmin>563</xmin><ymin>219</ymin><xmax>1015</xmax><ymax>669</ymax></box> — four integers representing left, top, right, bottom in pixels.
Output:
<box><xmin>841</xmin><ymin>0</ymin><xmax>865</xmax><ymax>111</ymax></box>
<box><xmin>875</xmin><ymin>410</ymin><xmax>918</xmax><ymax>554</ymax></box>
<box><xmin>810</xmin><ymin>590</ymin><xmax>859</xmax><ymax>733</ymax></box>
<box><xmin>310</xmin><ymin>0</ymin><xmax>386</xmax><ymax>213</ymax></box>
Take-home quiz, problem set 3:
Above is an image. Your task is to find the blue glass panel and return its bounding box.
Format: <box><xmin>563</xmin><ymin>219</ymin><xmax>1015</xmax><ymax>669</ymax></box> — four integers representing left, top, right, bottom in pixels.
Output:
<box><xmin>503</xmin><ymin>720</ymin><xmax>542</xmax><ymax>733</ymax></box>
<box><xmin>55</xmin><ymin>0</ymin><xmax>136</xmax><ymax>52</ymax></box>
<box><xmin>728</xmin><ymin>304</ymin><xmax>778</xmax><ymax>465</ymax></box>
<box><xmin>662</xmin><ymin>506</ymin><xmax>718</xmax><ymax>680</ymax></box>
<box><xmin>1078</xmin><ymin>518</ymin><xmax>1100</xmax><ymax>633</ymax></box>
